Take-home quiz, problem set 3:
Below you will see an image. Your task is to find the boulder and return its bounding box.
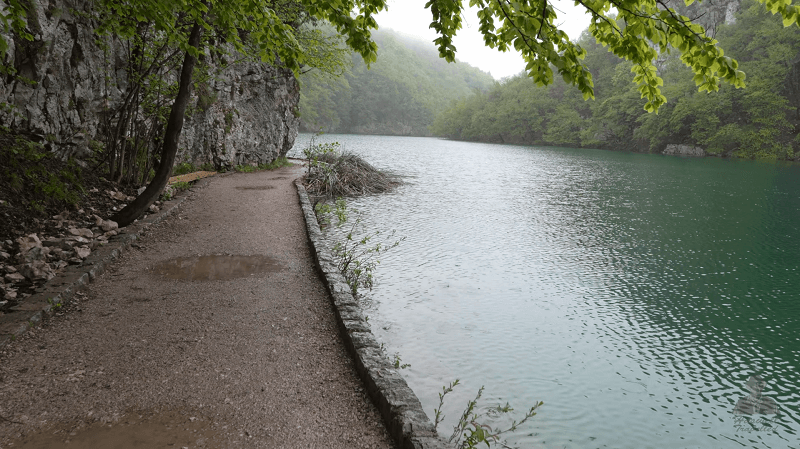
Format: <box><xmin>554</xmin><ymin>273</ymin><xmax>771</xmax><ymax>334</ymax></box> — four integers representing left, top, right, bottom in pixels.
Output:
<box><xmin>74</xmin><ymin>246</ymin><xmax>91</xmax><ymax>259</ymax></box>
<box><xmin>22</xmin><ymin>246</ymin><xmax>51</xmax><ymax>264</ymax></box>
<box><xmin>108</xmin><ymin>190</ymin><xmax>128</xmax><ymax>201</ymax></box>
<box><xmin>95</xmin><ymin>216</ymin><xmax>119</xmax><ymax>232</ymax></box>
<box><xmin>43</xmin><ymin>237</ymin><xmax>74</xmax><ymax>251</ymax></box>
<box><xmin>663</xmin><ymin>144</ymin><xmax>706</xmax><ymax>157</ymax></box>
<box><xmin>68</xmin><ymin>228</ymin><xmax>94</xmax><ymax>239</ymax></box>
<box><xmin>19</xmin><ymin>261</ymin><xmax>56</xmax><ymax>282</ymax></box>
<box><xmin>16</xmin><ymin>234</ymin><xmax>42</xmax><ymax>254</ymax></box>
<box><xmin>66</xmin><ymin>236</ymin><xmax>91</xmax><ymax>245</ymax></box>
<box><xmin>4</xmin><ymin>272</ymin><xmax>26</xmax><ymax>283</ymax></box>
<box><xmin>51</xmin><ymin>248</ymin><xmax>69</xmax><ymax>261</ymax></box>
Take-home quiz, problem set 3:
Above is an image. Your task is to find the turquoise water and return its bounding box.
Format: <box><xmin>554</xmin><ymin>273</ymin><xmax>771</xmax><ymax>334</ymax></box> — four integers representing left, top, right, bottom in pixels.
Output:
<box><xmin>290</xmin><ymin>134</ymin><xmax>800</xmax><ymax>448</ymax></box>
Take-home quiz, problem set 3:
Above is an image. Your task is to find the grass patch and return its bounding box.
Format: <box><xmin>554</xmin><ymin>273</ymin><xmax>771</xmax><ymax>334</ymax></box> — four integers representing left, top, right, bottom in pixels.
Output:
<box><xmin>171</xmin><ymin>181</ymin><xmax>191</xmax><ymax>192</ymax></box>
<box><xmin>234</xmin><ymin>156</ymin><xmax>293</xmax><ymax>173</ymax></box>
<box><xmin>173</xmin><ymin>162</ymin><xmax>195</xmax><ymax>176</ymax></box>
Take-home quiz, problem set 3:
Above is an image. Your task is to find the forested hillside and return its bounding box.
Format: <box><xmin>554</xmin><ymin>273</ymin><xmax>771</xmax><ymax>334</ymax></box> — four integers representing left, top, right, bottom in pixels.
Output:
<box><xmin>299</xmin><ymin>29</ymin><xmax>495</xmax><ymax>136</ymax></box>
<box><xmin>431</xmin><ymin>0</ymin><xmax>800</xmax><ymax>159</ymax></box>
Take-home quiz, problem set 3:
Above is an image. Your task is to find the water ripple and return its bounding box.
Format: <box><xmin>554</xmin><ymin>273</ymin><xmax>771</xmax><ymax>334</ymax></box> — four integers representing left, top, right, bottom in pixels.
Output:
<box><xmin>294</xmin><ymin>135</ymin><xmax>800</xmax><ymax>448</ymax></box>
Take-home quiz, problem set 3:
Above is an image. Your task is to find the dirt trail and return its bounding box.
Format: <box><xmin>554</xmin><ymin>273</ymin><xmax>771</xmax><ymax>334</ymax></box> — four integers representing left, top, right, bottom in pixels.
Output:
<box><xmin>0</xmin><ymin>165</ymin><xmax>395</xmax><ymax>448</ymax></box>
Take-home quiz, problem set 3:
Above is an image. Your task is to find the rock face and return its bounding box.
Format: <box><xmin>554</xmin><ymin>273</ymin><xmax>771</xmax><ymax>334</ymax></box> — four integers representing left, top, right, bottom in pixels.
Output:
<box><xmin>0</xmin><ymin>0</ymin><xmax>299</xmax><ymax>170</ymax></box>
<box><xmin>178</xmin><ymin>61</ymin><xmax>300</xmax><ymax>168</ymax></box>
<box><xmin>663</xmin><ymin>144</ymin><xmax>706</xmax><ymax>157</ymax></box>
<box><xmin>662</xmin><ymin>0</ymin><xmax>741</xmax><ymax>35</ymax></box>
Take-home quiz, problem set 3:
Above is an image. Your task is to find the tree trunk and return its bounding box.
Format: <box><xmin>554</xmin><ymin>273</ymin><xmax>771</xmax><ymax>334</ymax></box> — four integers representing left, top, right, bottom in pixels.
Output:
<box><xmin>111</xmin><ymin>22</ymin><xmax>203</xmax><ymax>227</ymax></box>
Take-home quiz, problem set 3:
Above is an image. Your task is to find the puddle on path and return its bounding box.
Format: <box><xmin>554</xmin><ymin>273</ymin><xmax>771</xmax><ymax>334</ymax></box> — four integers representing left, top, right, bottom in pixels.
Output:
<box><xmin>9</xmin><ymin>410</ymin><xmax>218</xmax><ymax>448</ymax></box>
<box><xmin>267</xmin><ymin>176</ymin><xmax>289</xmax><ymax>180</ymax></box>
<box><xmin>153</xmin><ymin>255</ymin><xmax>284</xmax><ymax>281</ymax></box>
<box><xmin>235</xmin><ymin>185</ymin><xmax>275</xmax><ymax>190</ymax></box>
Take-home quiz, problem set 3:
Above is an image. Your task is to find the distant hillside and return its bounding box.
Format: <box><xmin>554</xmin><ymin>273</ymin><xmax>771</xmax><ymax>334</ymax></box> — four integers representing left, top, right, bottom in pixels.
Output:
<box><xmin>430</xmin><ymin>0</ymin><xmax>800</xmax><ymax>160</ymax></box>
<box><xmin>299</xmin><ymin>29</ymin><xmax>495</xmax><ymax>136</ymax></box>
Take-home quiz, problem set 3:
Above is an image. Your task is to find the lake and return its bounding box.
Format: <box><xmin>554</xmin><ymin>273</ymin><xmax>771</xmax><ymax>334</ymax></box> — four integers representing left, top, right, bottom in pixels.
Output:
<box><xmin>290</xmin><ymin>134</ymin><xmax>800</xmax><ymax>448</ymax></box>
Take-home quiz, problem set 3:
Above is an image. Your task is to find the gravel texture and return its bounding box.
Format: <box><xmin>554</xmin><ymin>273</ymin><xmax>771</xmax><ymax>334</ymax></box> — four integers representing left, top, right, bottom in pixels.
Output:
<box><xmin>0</xmin><ymin>165</ymin><xmax>395</xmax><ymax>449</ymax></box>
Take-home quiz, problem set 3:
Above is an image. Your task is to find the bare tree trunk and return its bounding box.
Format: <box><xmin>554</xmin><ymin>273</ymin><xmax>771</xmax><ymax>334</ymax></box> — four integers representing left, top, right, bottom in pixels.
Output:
<box><xmin>111</xmin><ymin>22</ymin><xmax>203</xmax><ymax>227</ymax></box>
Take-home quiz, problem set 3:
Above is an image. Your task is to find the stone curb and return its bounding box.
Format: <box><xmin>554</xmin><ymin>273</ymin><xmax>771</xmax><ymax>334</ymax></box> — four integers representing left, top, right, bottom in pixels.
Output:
<box><xmin>295</xmin><ymin>180</ymin><xmax>451</xmax><ymax>449</ymax></box>
<box><xmin>0</xmin><ymin>179</ymin><xmax>213</xmax><ymax>348</ymax></box>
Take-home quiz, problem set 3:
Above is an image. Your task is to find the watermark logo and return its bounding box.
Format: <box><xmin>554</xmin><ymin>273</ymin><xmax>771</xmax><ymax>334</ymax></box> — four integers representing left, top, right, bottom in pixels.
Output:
<box><xmin>733</xmin><ymin>375</ymin><xmax>779</xmax><ymax>433</ymax></box>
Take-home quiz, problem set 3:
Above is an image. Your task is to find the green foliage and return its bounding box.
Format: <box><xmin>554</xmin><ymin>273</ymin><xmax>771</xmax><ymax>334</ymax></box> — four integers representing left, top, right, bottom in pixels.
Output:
<box><xmin>173</xmin><ymin>162</ymin><xmax>195</xmax><ymax>176</ymax></box>
<box><xmin>432</xmin><ymin>0</ymin><xmax>800</xmax><ymax>159</ymax></box>
<box><xmin>433</xmin><ymin>380</ymin><xmax>544</xmax><ymax>449</ymax></box>
<box><xmin>233</xmin><ymin>157</ymin><xmax>293</xmax><ymax>173</ymax></box>
<box><xmin>223</xmin><ymin>109</ymin><xmax>235</xmax><ymax>133</ymax></box>
<box><xmin>89</xmin><ymin>0</ymin><xmax>390</xmax><ymax>80</ymax></box>
<box><xmin>0</xmin><ymin>133</ymin><xmax>85</xmax><ymax>212</ymax></box>
<box><xmin>171</xmin><ymin>181</ymin><xmax>190</xmax><ymax>191</ymax></box>
<box><xmin>258</xmin><ymin>156</ymin><xmax>293</xmax><ymax>171</ymax></box>
<box><xmin>300</xmin><ymin>28</ymin><xmax>495</xmax><ymax>135</ymax></box>
<box><xmin>2</xmin><ymin>0</ymin><xmax>800</xmax><ymax>118</ymax></box>
<box><xmin>389</xmin><ymin>352</ymin><xmax>410</xmax><ymax>369</ymax></box>
<box><xmin>302</xmin><ymin>139</ymin><xmax>340</xmax><ymax>186</ymax></box>
<box><xmin>332</xmin><ymin>217</ymin><xmax>403</xmax><ymax>296</ymax></box>
<box><xmin>314</xmin><ymin>197</ymin><xmax>403</xmax><ymax>296</ymax></box>
<box><xmin>315</xmin><ymin>197</ymin><xmax>347</xmax><ymax>228</ymax></box>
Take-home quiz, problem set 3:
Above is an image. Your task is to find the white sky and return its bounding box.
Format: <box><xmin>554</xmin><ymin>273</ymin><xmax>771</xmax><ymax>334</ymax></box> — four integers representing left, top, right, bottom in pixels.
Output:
<box><xmin>375</xmin><ymin>0</ymin><xmax>593</xmax><ymax>80</ymax></box>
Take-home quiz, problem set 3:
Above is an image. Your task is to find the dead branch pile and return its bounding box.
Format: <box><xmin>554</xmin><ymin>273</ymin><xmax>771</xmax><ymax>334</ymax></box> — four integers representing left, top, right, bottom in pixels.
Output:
<box><xmin>304</xmin><ymin>152</ymin><xmax>401</xmax><ymax>200</ymax></box>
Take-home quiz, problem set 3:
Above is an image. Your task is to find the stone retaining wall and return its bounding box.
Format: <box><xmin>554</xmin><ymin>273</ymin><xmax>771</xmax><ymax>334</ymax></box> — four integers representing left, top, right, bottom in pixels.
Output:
<box><xmin>295</xmin><ymin>180</ymin><xmax>450</xmax><ymax>449</ymax></box>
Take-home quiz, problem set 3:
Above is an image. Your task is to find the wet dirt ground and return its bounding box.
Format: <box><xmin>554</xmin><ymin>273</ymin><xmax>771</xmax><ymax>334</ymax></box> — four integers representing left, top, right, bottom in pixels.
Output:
<box><xmin>0</xmin><ymin>165</ymin><xmax>395</xmax><ymax>448</ymax></box>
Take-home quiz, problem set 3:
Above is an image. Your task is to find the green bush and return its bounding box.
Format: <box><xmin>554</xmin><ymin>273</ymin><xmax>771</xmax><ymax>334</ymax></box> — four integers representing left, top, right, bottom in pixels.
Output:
<box><xmin>173</xmin><ymin>162</ymin><xmax>195</xmax><ymax>176</ymax></box>
<box><xmin>1</xmin><ymin>132</ymin><xmax>85</xmax><ymax>212</ymax></box>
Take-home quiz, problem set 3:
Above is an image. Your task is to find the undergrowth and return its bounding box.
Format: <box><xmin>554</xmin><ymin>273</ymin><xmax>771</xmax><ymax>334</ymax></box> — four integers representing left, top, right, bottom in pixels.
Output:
<box><xmin>0</xmin><ymin>130</ymin><xmax>85</xmax><ymax>215</ymax></box>
<box><xmin>234</xmin><ymin>156</ymin><xmax>293</xmax><ymax>172</ymax></box>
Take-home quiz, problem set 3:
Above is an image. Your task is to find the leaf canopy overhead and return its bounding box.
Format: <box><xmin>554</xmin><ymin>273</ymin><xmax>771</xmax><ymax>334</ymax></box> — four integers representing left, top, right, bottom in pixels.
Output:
<box><xmin>1</xmin><ymin>0</ymin><xmax>798</xmax><ymax>110</ymax></box>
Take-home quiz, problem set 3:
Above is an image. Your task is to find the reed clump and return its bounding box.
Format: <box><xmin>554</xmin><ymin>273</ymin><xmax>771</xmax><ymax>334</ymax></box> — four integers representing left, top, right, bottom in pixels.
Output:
<box><xmin>302</xmin><ymin>141</ymin><xmax>400</xmax><ymax>201</ymax></box>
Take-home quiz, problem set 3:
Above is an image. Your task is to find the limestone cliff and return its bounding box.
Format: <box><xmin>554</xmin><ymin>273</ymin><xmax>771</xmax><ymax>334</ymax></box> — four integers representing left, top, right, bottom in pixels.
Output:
<box><xmin>0</xmin><ymin>0</ymin><xmax>299</xmax><ymax>171</ymax></box>
<box><xmin>662</xmin><ymin>0</ymin><xmax>741</xmax><ymax>36</ymax></box>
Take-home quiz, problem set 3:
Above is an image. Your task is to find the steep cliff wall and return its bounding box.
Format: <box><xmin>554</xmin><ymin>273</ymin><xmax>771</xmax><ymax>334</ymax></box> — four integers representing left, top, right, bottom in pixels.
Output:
<box><xmin>0</xmin><ymin>0</ymin><xmax>299</xmax><ymax>171</ymax></box>
<box><xmin>177</xmin><ymin>60</ymin><xmax>300</xmax><ymax>168</ymax></box>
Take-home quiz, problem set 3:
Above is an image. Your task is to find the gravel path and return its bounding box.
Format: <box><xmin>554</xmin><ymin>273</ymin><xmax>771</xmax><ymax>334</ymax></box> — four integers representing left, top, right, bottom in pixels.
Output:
<box><xmin>0</xmin><ymin>165</ymin><xmax>395</xmax><ymax>448</ymax></box>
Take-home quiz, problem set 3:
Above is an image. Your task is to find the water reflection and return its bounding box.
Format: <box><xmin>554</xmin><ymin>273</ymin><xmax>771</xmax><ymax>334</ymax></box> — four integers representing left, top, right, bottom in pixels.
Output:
<box><xmin>291</xmin><ymin>135</ymin><xmax>800</xmax><ymax>448</ymax></box>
